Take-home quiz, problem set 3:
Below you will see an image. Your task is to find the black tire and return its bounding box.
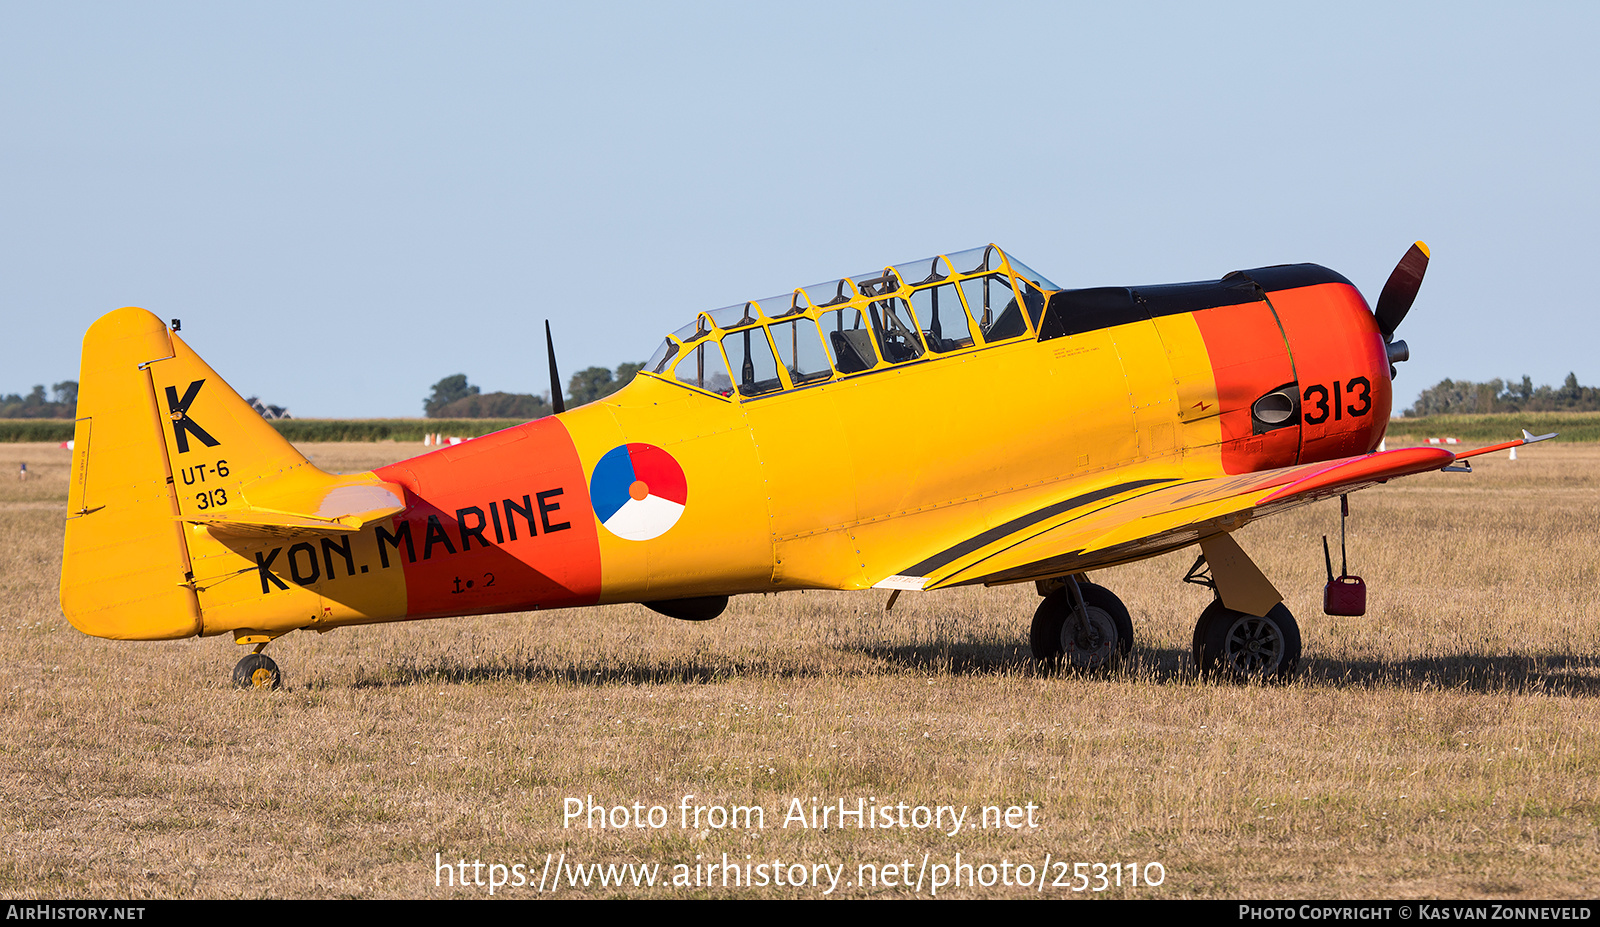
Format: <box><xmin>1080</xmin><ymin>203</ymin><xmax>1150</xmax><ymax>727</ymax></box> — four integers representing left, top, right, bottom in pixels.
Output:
<box><xmin>1193</xmin><ymin>600</ymin><xmax>1301</xmax><ymax>681</ymax></box>
<box><xmin>1029</xmin><ymin>582</ymin><xmax>1132</xmax><ymax>670</ymax></box>
<box><xmin>232</xmin><ymin>653</ymin><xmax>283</xmax><ymax>690</ymax></box>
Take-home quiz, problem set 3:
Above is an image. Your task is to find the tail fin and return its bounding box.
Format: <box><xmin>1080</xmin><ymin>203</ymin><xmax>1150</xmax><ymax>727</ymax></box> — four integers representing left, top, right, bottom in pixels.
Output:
<box><xmin>62</xmin><ymin>308</ymin><xmax>404</xmax><ymax>641</ymax></box>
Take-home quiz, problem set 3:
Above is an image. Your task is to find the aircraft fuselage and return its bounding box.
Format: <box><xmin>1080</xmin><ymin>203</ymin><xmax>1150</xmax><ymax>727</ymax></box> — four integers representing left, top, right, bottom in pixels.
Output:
<box><xmin>62</xmin><ymin>249</ymin><xmax>1396</xmax><ymax>647</ymax></box>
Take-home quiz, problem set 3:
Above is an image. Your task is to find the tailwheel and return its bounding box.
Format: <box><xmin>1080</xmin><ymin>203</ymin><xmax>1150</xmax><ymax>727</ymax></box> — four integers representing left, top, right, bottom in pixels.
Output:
<box><xmin>232</xmin><ymin>653</ymin><xmax>283</xmax><ymax>690</ymax></box>
<box><xmin>1030</xmin><ymin>582</ymin><xmax>1134</xmax><ymax>671</ymax></box>
<box><xmin>1192</xmin><ymin>600</ymin><xmax>1301</xmax><ymax>681</ymax></box>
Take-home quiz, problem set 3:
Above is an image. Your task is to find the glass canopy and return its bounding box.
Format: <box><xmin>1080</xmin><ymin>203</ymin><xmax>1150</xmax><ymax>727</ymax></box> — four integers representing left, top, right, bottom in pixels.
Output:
<box><xmin>643</xmin><ymin>245</ymin><xmax>1058</xmax><ymax>400</ymax></box>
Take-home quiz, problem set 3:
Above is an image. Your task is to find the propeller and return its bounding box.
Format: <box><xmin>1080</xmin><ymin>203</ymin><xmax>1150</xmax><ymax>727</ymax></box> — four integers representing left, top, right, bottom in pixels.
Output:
<box><xmin>545</xmin><ymin>320</ymin><xmax>566</xmax><ymax>415</ymax></box>
<box><xmin>1373</xmin><ymin>241</ymin><xmax>1429</xmax><ymax>376</ymax></box>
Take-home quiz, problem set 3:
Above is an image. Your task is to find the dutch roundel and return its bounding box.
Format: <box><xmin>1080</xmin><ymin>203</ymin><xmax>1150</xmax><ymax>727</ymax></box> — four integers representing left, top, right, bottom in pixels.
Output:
<box><xmin>589</xmin><ymin>443</ymin><xmax>688</xmax><ymax>541</ymax></box>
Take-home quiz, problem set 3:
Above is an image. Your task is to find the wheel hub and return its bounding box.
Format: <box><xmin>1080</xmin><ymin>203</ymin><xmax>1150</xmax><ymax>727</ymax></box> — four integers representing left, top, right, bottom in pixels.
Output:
<box><xmin>1224</xmin><ymin>616</ymin><xmax>1283</xmax><ymax>673</ymax></box>
<box><xmin>1061</xmin><ymin>607</ymin><xmax>1117</xmax><ymax>669</ymax></box>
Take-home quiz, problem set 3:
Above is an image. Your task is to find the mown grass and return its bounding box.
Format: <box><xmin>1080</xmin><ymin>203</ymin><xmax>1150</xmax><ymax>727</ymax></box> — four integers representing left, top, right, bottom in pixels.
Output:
<box><xmin>0</xmin><ymin>441</ymin><xmax>1596</xmax><ymax>898</ymax></box>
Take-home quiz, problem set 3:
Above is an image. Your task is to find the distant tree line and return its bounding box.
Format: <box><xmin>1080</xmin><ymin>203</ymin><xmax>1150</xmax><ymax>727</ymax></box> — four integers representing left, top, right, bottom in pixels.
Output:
<box><xmin>424</xmin><ymin>362</ymin><xmax>644</xmax><ymax>419</ymax></box>
<box><xmin>1405</xmin><ymin>374</ymin><xmax>1600</xmax><ymax>416</ymax></box>
<box><xmin>0</xmin><ymin>382</ymin><xmax>77</xmax><ymax>418</ymax></box>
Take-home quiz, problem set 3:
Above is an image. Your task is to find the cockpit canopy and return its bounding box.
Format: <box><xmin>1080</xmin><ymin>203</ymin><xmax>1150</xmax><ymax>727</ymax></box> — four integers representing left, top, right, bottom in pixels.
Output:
<box><xmin>644</xmin><ymin>245</ymin><xmax>1059</xmax><ymax>400</ymax></box>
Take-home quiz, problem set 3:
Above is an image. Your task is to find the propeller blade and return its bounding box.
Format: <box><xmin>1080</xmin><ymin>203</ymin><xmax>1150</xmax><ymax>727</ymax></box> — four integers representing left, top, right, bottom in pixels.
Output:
<box><xmin>1374</xmin><ymin>241</ymin><xmax>1430</xmax><ymax>339</ymax></box>
<box><xmin>545</xmin><ymin>320</ymin><xmax>566</xmax><ymax>415</ymax></box>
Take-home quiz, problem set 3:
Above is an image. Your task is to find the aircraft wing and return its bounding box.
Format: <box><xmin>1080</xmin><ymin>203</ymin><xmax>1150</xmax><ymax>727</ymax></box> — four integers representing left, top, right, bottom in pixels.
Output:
<box><xmin>886</xmin><ymin>446</ymin><xmax>1457</xmax><ymax>591</ymax></box>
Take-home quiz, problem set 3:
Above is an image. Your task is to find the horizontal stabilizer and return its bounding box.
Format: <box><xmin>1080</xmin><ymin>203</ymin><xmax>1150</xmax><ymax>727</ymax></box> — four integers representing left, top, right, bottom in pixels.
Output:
<box><xmin>183</xmin><ymin>478</ymin><xmax>407</xmax><ymax>539</ymax></box>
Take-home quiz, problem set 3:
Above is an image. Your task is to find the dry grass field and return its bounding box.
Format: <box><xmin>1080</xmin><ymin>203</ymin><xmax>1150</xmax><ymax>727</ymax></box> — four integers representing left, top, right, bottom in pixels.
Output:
<box><xmin>2</xmin><ymin>440</ymin><xmax>1597</xmax><ymax>899</ymax></box>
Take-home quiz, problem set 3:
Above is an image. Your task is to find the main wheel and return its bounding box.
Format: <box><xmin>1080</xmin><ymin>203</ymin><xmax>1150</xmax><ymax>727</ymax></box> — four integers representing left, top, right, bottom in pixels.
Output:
<box><xmin>1030</xmin><ymin>583</ymin><xmax>1133</xmax><ymax>670</ymax></box>
<box><xmin>232</xmin><ymin>653</ymin><xmax>283</xmax><ymax>690</ymax></box>
<box><xmin>1192</xmin><ymin>600</ymin><xmax>1301</xmax><ymax>681</ymax></box>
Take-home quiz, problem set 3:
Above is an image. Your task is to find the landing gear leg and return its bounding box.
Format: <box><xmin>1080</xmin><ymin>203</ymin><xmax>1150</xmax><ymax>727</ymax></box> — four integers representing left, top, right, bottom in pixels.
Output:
<box><xmin>232</xmin><ymin>641</ymin><xmax>283</xmax><ymax>690</ymax></box>
<box><xmin>1030</xmin><ymin>577</ymin><xmax>1133</xmax><ymax>670</ymax></box>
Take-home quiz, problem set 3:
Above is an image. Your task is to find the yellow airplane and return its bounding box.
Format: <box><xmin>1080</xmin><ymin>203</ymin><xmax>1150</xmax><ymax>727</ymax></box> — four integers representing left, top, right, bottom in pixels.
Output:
<box><xmin>60</xmin><ymin>243</ymin><xmax>1549</xmax><ymax>687</ymax></box>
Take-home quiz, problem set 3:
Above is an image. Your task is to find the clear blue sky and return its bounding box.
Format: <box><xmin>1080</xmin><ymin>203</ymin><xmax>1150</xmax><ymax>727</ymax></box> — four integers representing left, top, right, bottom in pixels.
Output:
<box><xmin>3</xmin><ymin>2</ymin><xmax>1596</xmax><ymax>417</ymax></box>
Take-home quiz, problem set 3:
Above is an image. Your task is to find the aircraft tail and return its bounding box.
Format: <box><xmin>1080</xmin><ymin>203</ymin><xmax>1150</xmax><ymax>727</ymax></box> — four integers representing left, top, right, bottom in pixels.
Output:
<box><xmin>61</xmin><ymin>307</ymin><xmax>404</xmax><ymax>641</ymax></box>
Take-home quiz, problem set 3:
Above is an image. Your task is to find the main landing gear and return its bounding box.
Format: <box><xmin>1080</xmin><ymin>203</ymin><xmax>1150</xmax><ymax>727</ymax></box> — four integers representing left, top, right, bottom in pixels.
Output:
<box><xmin>1031</xmin><ymin>534</ymin><xmax>1302</xmax><ymax>681</ymax></box>
<box><xmin>1029</xmin><ymin>576</ymin><xmax>1133</xmax><ymax>670</ymax></box>
<box><xmin>1190</xmin><ymin>599</ymin><xmax>1301</xmax><ymax>680</ymax></box>
<box><xmin>1182</xmin><ymin>535</ymin><xmax>1301</xmax><ymax>681</ymax></box>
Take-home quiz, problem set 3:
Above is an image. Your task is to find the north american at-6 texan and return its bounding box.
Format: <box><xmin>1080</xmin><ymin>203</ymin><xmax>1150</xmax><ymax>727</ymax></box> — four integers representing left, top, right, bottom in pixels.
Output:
<box><xmin>61</xmin><ymin>242</ymin><xmax>1550</xmax><ymax>687</ymax></box>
